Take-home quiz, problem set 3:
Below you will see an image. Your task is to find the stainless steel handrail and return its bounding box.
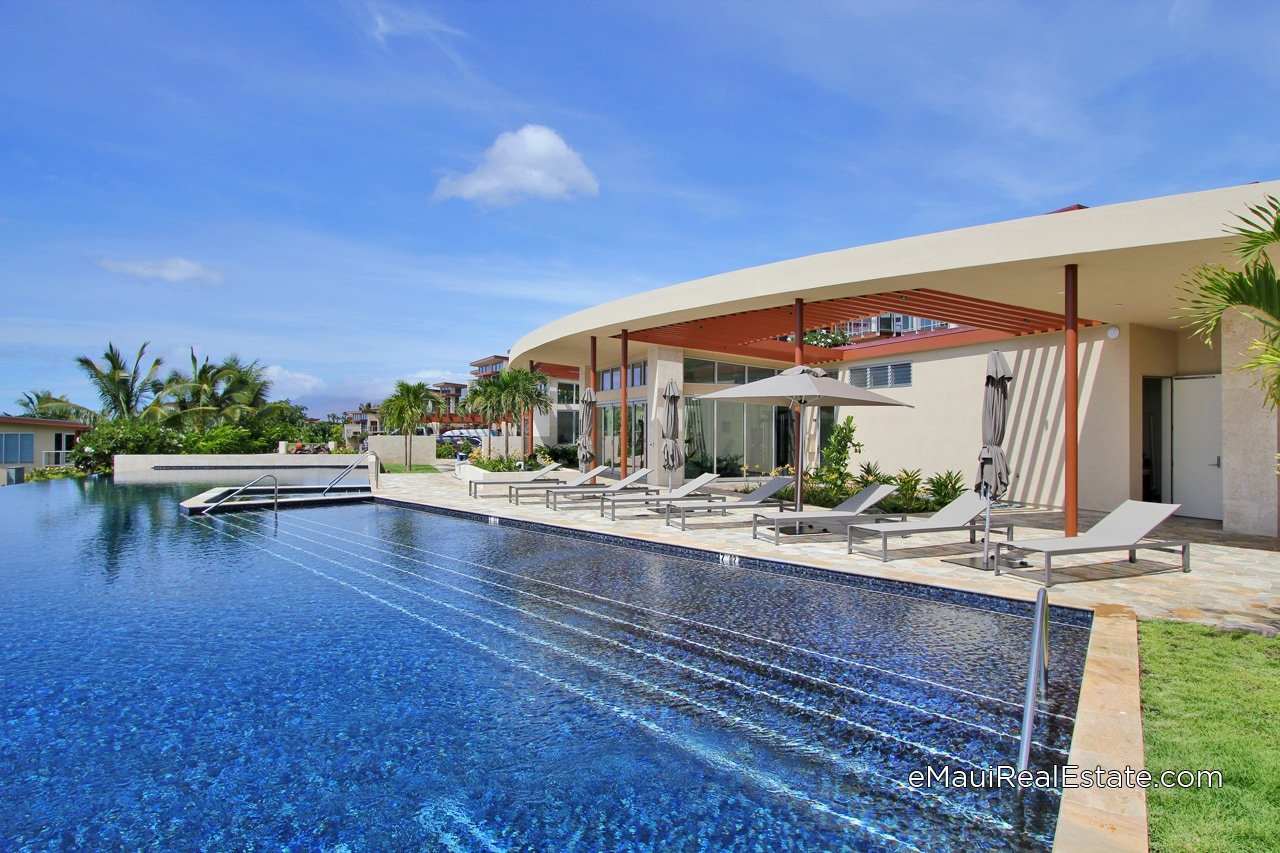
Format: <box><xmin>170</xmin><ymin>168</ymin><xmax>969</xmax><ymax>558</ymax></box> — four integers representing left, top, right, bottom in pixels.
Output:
<box><xmin>201</xmin><ymin>474</ymin><xmax>279</xmax><ymax>516</ymax></box>
<box><xmin>1017</xmin><ymin>586</ymin><xmax>1051</xmax><ymax>772</ymax></box>
<box><xmin>322</xmin><ymin>451</ymin><xmax>376</xmax><ymax>496</ymax></box>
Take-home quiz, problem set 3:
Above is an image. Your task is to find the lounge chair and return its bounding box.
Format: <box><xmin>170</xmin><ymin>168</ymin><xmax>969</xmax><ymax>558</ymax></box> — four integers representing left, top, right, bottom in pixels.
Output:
<box><xmin>846</xmin><ymin>491</ymin><xmax>1012</xmax><ymax>561</ymax></box>
<box><xmin>664</xmin><ymin>476</ymin><xmax>794</xmax><ymax>530</ymax></box>
<box><xmin>546</xmin><ymin>468</ymin><xmax>656</xmax><ymax>509</ymax></box>
<box><xmin>994</xmin><ymin>500</ymin><xmax>1190</xmax><ymax>587</ymax></box>
<box><xmin>750</xmin><ymin>484</ymin><xmax>906</xmax><ymax>544</ymax></box>
<box><xmin>467</xmin><ymin>462</ymin><xmax>563</xmax><ymax>498</ymax></box>
<box><xmin>599</xmin><ymin>472</ymin><xmax>721</xmax><ymax>520</ymax></box>
<box><xmin>507</xmin><ymin>465</ymin><xmax>610</xmax><ymax>504</ymax></box>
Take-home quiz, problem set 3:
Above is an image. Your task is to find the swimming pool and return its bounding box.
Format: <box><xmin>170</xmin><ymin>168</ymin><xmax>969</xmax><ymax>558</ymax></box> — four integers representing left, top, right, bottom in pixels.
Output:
<box><xmin>2</xmin><ymin>480</ymin><xmax>1090</xmax><ymax>851</ymax></box>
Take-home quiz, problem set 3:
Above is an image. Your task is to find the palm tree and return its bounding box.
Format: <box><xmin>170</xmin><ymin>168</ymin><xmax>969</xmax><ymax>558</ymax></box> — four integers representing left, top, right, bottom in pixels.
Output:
<box><xmin>380</xmin><ymin>381</ymin><xmax>443</xmax><ymax>469</ymax></box>
<box><xmin>1180</xmin><ymin>195</ymin><xmax>1280</xmax><ymax>407</ymax></box>
<box><xmin>74</xmin><ymin>342</ymin><xmax>168</xmax><ymax>420</ymax></box>
<box><xmin>220</xmin><ymin>355</ymin><xmax>275</xmax><ymax>425</ymax></box>
<box><xmin>14</xmin><ymin>389</ymin><xmax>99</xmax><ymax>423</ymax></box>
<box><xmin>462</xmin><ymin>368</ymin><xmax>552</xmax><ymax>456</ymax></box>
<box><xmin>163</xmin><ymin>349</ymin><xmax>233</xmax><ymax>431</ymax></box>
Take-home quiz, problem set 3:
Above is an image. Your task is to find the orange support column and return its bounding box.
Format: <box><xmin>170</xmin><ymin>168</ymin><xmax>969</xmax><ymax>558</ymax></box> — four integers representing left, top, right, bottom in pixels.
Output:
<box><xmin>1064</xmin><ymin>264</ymin><xmax>1079</xmax><ymax>537</ymax></box>
<box><xmin>589</xmin><ymin>336</ymin><xmax>598</xmax><ymax>467</ymax></box>
<box><xmin>619</xmin><ymin>329</ymin><xmax>629</xmax><ymax>477</ymax></box>
<box><xmin>794</xmin><ymin>299</ymin><xmax>804</xmax><ymax>508</ymax></box>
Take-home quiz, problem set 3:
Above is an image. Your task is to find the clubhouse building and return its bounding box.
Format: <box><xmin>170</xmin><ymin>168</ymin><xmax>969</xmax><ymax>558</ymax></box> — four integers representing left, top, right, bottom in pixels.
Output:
<box><xmin>511</xmin><ymin>181</ymin><xmax>1280</xmax><ymax>537</ymax></box>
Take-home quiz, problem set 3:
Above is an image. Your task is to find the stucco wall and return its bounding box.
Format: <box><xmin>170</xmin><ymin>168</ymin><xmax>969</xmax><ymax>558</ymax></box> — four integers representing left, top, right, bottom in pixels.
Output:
<box><xmin>0</xmin><ymin>422</ymin><xmax>82</xmax><ymax>471</ymax></box>
<box><xmin>366</xmin><ymin>434</ymin><xmax>437</xmax><ymax>467</ymax></box>
<box><xmin>645</xmin><ymin>346</ymin><xmax>684</xmax><ymax>487</ymax></box>
<box><xmin>1221</xmin><ymin>310</ymin><xmax>1280</xmax><ymax>536</ymax></box>
<box><xmin>836</xmin><ymin>325</ymin><xmax>1131</xmax><ymax>511</ymax></box>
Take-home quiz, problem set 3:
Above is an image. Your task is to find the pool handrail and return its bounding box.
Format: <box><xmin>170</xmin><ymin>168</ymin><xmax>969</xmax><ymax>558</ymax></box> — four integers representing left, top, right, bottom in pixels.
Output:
<box><xmin>1016</xmin><ymin>586</ymin><xmax>1050</xmax><ymax>773</ymax></box>
<box><xmin>201</xmin><ymin>474</ymin><xmax>279</xmax><ymax>516</ymax></box>
<box><xmin>323</xmin><ymin>451</ymin><xmax>376</xmax><ymax>496</ymax></box>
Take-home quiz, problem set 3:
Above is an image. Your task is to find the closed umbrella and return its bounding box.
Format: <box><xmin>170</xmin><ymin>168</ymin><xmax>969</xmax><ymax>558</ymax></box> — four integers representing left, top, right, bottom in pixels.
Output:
<box><xmin>661</xmin><ymin>378</ymin><xmax>684</xmax><ymax>488</ymax></box>
<box><xmin>976</xmin><ymin>350</ymin><xmax>1013</xmax><ymax>567</ymax></box>
<box><xmin>577</xmin><ymin>386</ymin><xmax>596</xmax><ymax>472</ymax></box>
<box><xmin>698</xmin><ymin>365</ymin><xmax>910</xmax><ymax>510</ymax></box>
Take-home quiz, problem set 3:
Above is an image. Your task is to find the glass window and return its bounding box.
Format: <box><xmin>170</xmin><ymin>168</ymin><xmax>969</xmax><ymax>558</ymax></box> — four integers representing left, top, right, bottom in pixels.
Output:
<box><xmin>556</xmin><ymin>411</ymin><xmax>578</xmax><ymax>445</ymax></box>
<box><xmin>684</xmin><ymin>398</ymin><xmax>712</xmax><ymax>476</ymax></box>
<box><xmin>743</xmin><ymin>403</ymin><xmax>773</xmax><ymax>475</ymax></box>
<box><xmin>628</xmin><ymin>361</ymin><xmax>647</xmax><ymax>388</ymax></box>
<box><xmin>2</xmin><ymin>433</ymin><xmax>35</xmax><ymax>464</ymax></box>
<box><xmin>715</xmin><ymin>402</ymin><xmax>745</xmax><ymax>476</ymax></box>
<box><xmin>683</xmin><ymin>357</ymin><xmax>716</xmax><ymax>384</ymax></box>
<box><xmin>597</xmin><ymin>368</ymin><xmax>621</xmax><ymax>392</ymax></box>
<box><xmin>715</xmin><ymin>362</ymin><xmax>746</xmax><ymax>385</ymax></box>
<box><xmin>557</xmin><ymin>383</ymin><xmax>580</xmax><ymax>405</ymax></box>
<box><xmin>849</xmin><ymin>361</ymin><xmax>912</xmax><ymax>389</ymax></box>
<box><xmin>747</xmin><ymin>366</ymin><xmax>777</xmax><ymax>382</ymax></box>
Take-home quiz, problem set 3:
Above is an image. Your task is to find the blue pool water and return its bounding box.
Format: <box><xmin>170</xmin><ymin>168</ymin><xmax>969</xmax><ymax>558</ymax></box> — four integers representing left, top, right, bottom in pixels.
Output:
<box><xmin>1</xmin><ymin>480</ymin><xmax>1090</xmax><ymax>851</ymax></box>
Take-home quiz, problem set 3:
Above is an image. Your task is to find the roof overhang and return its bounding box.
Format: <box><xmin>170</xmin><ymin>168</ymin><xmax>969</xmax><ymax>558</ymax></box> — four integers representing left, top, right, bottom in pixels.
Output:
<box><xmin>510</xmin><ymin>181</ymin><xmax>1279</xmax><ymax>367</ymax></box>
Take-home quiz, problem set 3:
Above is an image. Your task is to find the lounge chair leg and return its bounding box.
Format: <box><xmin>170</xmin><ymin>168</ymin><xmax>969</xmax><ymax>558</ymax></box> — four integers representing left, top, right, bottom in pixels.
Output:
<box><xmin>1044</xmin><ymin>554</ymin><xmax>1053</xmax><ymax>588</ymax></box>
<box><xmin>994</xmin><ymin>543</ymin><xmax>1003</xmax><ymax>576</ymax></box>
<box><xmin>1183</xmin><ymin>544</ymin><xmax>1191</xmax><ymax>572</ymax></box>
<box><xmin>1128</xmin><ymin>547</ymin><xmax>1137</xmax><ymax>563</ymax></box>
<box><xmin>881</xmin><ymin>533</ymin><xmax>889</xmax><ymax>562</ymax></box>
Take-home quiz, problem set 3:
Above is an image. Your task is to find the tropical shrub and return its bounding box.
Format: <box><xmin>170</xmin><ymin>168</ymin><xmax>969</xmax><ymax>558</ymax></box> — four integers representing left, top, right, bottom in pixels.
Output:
<box><xmin>879</xmin><ymin>468</ymin><xmax>929</xmax><ymax>513</ymax></box>
<box><xmin>70</xmin><ymin>420</ymin><xmax>184</xmax><ymax>474</ymax></box>
<box><xmin>181</xmin><ymin>425</ymin><xmax>265</xmax><ymax>454</ymax></box>
<box><xmin>925</xmin><ymin>470</ymin><xmax>967</xmax><ymax>507</ymax></box>
<box><xmin>539</xmin><ymin>444</ymin><xmax>579</xmax><ymax>465</ymax></box>
<box><xmin>852</xmin><ymin>461</ymin><xmax>894</xmax><ymax>489</ymax></box>
<box><xmin>25</xmin><ymin>466</ymin><xmax>85</xmax><ymax>482</ymax></box>
<box><xmin>467</xmin><ymin>450</ymin><xmax>527</xmax><ymax>472</ymax></box>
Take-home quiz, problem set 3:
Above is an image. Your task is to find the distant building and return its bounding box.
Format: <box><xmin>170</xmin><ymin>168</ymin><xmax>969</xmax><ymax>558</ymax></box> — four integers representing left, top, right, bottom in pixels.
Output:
<box><xmin>0</xmin><ymin>416</ymin><xmax>91</xmax><ymax>482</ymax></box>
<box><xmin>469</xmin><ymin>355</ymin><xmax>508</xmax><ymax>379</ymax></box>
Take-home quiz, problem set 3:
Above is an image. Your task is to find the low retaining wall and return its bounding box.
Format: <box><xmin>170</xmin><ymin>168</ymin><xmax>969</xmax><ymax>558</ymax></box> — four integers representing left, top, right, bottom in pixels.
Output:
<box><xmin>113</xmin><ymin>453</ymin><xmax>370</xmax><ymax>485</ymax></box>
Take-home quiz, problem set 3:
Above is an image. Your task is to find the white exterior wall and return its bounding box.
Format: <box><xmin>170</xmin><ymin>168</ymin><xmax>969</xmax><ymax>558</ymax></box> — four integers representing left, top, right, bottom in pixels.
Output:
<box><xmin>833</xmin><ymin>325</ymin><xmax>1131</xmax><ymax>511</ymax></box>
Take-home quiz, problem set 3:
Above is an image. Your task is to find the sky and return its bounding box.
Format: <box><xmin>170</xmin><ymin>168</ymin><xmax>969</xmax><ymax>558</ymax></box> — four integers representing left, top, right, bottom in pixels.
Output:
<box><xmin>2</xmin><ymin>0</ymin><xmax>1278</xmax><ymax>418</ymax></box>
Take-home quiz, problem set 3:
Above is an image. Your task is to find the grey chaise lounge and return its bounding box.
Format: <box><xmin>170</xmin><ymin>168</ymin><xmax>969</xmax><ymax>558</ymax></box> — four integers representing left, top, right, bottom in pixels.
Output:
<box><xmin>994</xmin><ymin>500</ymin><xmax>1190</xmax><ymax>587</ymax></box>
<box><xmin>545</xmin><ymin>468</ymin><xmax>657</xmax><ymax>509</ymax></box>
<box><xmin>664</xmin><ymin>475</ymin><xmax>793</xmax><ymax>530</ymax></box>
<box><xmin>508</xmin><ymin>465</ymin><xmax>609</xmax><ymax>504</ymax></box>
<box><xmin>467</xmin><ymin>462</ymin><xmax>563</xmax><ymax>498</ymax></box>
<box><xmin>846</xmin><ymin>491</ymin><xmax>1012</xmax><ymax>561</ymax></box>
<box><xmin>600</xmin><ymin>472</ymin><xmax>720</xmax><ymax>520</ymax></box>
<box><xmin>750</xmin><ymin>483</ymin><xmax>905</xmax><ymax>545</ymax></box>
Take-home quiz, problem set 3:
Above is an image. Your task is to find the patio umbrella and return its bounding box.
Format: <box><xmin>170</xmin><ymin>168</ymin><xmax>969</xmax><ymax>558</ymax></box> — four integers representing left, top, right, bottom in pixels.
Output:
<box><xmin>577</xmin><ymin>386</ymin><xmax>596</xmax><ymax>472</ymax></box>
<box><xmin>976</xmin><ymin>350</ymin><xmax>1014</xmax><ymax>567</ymax></box>
<box><xmin>697</xmin><ymin>365</ymin><xmax>910</xmax><ymax>510</ymax></box>
<box><xmin>661</xmin><ymin>378</ymin><xmax>684</xmax><ymax>488</ymax></box>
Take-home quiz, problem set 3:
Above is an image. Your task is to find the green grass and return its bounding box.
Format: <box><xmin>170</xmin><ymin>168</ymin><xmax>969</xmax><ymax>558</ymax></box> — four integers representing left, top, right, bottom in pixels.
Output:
<box><xmin>380</xmin><ymin>463</ymin><xmax>440</xmax><ymax>474</ymax></box>
<box><xmin>1140</xmin><ymin>620</ymin><xmax>1280</xmax><ymax>852</ymax></box>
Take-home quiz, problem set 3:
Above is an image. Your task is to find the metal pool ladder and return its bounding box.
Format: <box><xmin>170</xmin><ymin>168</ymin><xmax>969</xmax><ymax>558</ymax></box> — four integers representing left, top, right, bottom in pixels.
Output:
<box><xmin>201</xmin><ymin>474</ymin><xmax>279</xmax><ymax>516</ymax></box>
<box><xmin>1017</xmin><ymin>587</ymin><xmax>1050</xmax><ymax>773</ymax></box>
<box><xmin>322</xmin><ymin>451</ymin><xmax>376</xmax><ymax>496</ymax></box>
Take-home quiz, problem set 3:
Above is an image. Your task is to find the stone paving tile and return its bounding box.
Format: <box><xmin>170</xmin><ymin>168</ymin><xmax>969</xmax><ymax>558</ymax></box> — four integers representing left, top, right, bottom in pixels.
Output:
<box><xmin>376</xmin><ymin>471</ymin><xmax>1280</xmax><ymax>636</ymax></box>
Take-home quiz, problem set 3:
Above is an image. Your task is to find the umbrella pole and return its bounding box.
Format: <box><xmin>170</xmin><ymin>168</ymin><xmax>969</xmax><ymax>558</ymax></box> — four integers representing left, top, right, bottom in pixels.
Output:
<box><xmin>983</xmin><ymin>483</ymin><xmax>993</xmax><ymax>568</ymax></box>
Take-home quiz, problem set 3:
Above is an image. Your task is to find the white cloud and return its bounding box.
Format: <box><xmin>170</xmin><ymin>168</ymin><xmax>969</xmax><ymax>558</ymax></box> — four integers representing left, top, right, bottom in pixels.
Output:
<box><xmin>93</xmin><ymin>256</ymin><xmax>224</xmax><ymax>285</ymax></box>
<box><xmin>264</xmin><ymin>365</ymin><xmax>327</xmax><ymax>398</ymax></box>
<box><xmin>432</xmin><ymin>125</ymin><xmax>599</xmax><ymax>206</ymax></box>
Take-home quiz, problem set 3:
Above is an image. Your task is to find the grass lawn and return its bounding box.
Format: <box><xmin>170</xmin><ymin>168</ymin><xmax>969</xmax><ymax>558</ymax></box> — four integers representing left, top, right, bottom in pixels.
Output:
<box><xmin>1139</xmin><ymin>620</ymin><xmax>1280</xmax><ymax>852</ymax></box>
<box><xmin>380</xmin><ymin>463</ymin><xmax>440</xmax><ymax>474</ymax></box>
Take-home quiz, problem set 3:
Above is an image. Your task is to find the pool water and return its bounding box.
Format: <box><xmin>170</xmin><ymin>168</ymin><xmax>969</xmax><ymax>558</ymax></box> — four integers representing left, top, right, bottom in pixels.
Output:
<box><xmin>1</xmin><ymin>480</ymin><xmax>1090</xmax><ymax>851</ymax></box>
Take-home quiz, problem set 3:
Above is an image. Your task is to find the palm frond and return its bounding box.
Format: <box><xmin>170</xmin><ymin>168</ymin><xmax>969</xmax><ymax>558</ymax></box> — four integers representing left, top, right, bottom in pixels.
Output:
<box><xmin>1229</xmin><ymin>195</ymin><xmax>1280</xmax><ymax>266</ymax></box>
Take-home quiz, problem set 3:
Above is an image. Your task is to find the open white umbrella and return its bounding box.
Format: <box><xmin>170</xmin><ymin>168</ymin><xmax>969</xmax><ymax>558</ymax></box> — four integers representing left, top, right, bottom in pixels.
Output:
<box><xmin>697</xmin><ymin>365</ymin><xmax>910</xmax><ymax>510</ymax></box>
<box><xmin>660</xmin><ymin>378</ymin><xmax>684</xmax><ymax>488</ymax></box>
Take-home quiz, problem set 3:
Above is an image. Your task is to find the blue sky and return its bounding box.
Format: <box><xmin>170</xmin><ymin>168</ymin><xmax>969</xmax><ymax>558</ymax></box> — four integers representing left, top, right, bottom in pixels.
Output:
<box><xmin>2</xmin><ymin>0</ymin><xmax>1277</xmax><ymax>418</ymax></box>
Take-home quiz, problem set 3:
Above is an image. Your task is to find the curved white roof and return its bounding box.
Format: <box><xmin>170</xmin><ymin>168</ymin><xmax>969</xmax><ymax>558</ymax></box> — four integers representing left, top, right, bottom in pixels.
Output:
<box><xmin>511</xmin><ymin>181</ymin><xmax>1279</xmax><ymax>366</ymax></box>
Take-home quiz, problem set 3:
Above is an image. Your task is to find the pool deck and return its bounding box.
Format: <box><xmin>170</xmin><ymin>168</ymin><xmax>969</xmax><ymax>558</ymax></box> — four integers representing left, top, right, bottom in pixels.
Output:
<box><xmin>373</xmin><ymin>467</ymin><xmax>1280</xmax><ymax>852</ymax></box>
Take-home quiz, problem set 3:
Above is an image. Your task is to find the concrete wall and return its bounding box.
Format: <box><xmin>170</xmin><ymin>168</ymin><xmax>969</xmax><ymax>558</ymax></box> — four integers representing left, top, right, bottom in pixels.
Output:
<box><xmin>1221</xmin><ymin>310</ymin><xmax>1280</xmax><ymax>536</ymax></box>
<box><xmin>366</xmin><ymin>434</ymin><xmax>437</xmax><ymax>467</ymax></box>
<box><xmin>113</xmin><ymin>453</ymin><xmax>369</xmax><ymax>485</ymax></box>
